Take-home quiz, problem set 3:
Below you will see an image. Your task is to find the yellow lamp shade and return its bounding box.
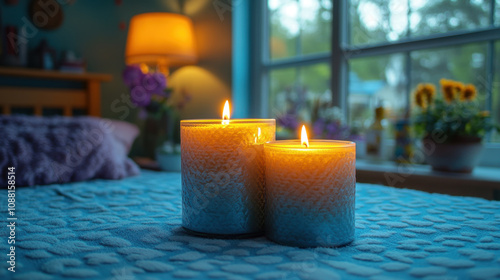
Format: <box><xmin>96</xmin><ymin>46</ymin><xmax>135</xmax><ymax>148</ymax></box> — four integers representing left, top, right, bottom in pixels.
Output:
<box><xmin>125</xmin><ymin>13</ymin><xmax>197</xmax><ymax>67</ymax></box>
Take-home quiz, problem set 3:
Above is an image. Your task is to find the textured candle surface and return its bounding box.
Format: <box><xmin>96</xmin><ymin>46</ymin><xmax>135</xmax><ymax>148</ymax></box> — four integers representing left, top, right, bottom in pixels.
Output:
<box><xmin>264</xmin><ymin>140</ymin><xmax>356</xmax><ymax>247</ymax></box>
<box><xmin>181</xmin><ymin>119</ymin><xmax>275</xmax><ymax>236</ymax></box>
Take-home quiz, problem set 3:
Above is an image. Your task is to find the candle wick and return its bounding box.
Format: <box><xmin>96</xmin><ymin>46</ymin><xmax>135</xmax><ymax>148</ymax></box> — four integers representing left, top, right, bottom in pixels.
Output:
<box><xmin>303</xmin><ymin>142</ymin><xmax>309</xmax><ymax>148</ymax></box>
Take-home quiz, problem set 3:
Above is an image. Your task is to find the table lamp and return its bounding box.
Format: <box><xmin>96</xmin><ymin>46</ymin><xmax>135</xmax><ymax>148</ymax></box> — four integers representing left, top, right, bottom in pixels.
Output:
<box><xmin>125</xmin><ymin>12</ymin><xmax>197</xmax><ymax>75</ymax></box>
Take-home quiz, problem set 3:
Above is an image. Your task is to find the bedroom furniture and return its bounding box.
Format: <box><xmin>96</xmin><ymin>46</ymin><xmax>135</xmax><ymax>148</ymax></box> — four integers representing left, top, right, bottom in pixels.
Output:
<box><xmin>7</xmin><ymin>170</ymin><xmax>500</xmax><ymax>279</ymax></box>
<box><xmin>0</xmin><ymin>67</ymin><xmax>111</xmax><ymax>116</ymax></box>
<box><xmin>125</xmin><ymin>12</ymin><xmax>197</xmax><ymax>75</ymax></box>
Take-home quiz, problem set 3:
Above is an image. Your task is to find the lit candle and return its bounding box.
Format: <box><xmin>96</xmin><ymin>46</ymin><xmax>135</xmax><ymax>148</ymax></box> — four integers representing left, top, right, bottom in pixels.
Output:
<box><xmin>264</xmin><ymin>126</ymin><xmax>356</xmax><ymax>247</ymax></box>
<box><xmin>181</xmin><ymin>101</ymin><xmax>275</xmax><ymax>237</ymax></box>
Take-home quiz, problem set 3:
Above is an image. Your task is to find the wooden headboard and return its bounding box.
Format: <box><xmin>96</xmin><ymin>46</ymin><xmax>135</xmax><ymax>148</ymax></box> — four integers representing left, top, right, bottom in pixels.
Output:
<box><xmin>0</xmin><ymin>67</ymin><xmax>112</xmax><ymax>116</ymax></box>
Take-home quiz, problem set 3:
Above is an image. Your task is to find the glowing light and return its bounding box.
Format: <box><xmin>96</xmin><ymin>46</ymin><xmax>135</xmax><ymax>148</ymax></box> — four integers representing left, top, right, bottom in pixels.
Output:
<box><xmin>301</xmin><ymin>125</ymin><xmax>309</xmax><ymax>148</ymax></box>
<box><xmin>222</xmin><ymin>100</ymin><xmax>230</xmax><ymax>125</ymax></box>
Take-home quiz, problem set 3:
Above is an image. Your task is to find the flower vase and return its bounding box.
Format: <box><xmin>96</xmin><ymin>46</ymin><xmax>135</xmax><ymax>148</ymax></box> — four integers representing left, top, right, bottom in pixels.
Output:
<box><xmin>424</xmin><ymin>136</ymin><xmax>483</xmax><ymax>173</ymax></box>
<box><xmin>143</xmin><ymin>116</ymin><xmax>167</xmax><ymax>159</ymax></box>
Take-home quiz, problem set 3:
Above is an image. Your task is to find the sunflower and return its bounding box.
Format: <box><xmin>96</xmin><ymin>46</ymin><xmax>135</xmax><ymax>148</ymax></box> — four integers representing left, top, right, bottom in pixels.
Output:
<box><xmin>454</xmin><ymin>81</ymin><xmax>465</xmax><ymax>95</ymax></box>
<box><xmin>440</xmin><ymin>79</ymin><xmax>458</xmax><ymax>103</ymax></box>
<box><xmin>420</xmin><ymin>83</ymin><xmax>436</xmax><ymax>103</ymax></box>
<box><xmin>415</xmin><ymin>90</ymin><xmax>427</xmax><ymax>109</ymax></box>
<box><xmin>461</xmin><ymin>84</ymin><xmax>477</xmax><ymax>101</ymax></box>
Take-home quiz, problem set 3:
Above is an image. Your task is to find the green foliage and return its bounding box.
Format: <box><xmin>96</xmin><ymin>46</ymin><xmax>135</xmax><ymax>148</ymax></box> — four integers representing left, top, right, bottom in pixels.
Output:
<box><xmin>413</xmin><ymin>98</ymin><xmax>499</xmax><ymax>141</ymax></box>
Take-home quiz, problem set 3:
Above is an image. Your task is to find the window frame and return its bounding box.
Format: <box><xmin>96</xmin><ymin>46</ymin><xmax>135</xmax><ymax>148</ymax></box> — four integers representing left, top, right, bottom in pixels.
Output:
<box><xmin>250</xmin><ymin>0</ymin><xmax>500</xmax><ymax>166</ymax></box>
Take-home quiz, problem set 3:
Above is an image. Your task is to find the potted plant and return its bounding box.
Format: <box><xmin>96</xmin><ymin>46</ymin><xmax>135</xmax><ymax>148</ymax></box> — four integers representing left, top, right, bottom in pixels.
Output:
<box><xmin>413</xmin><ymin>79</ymin><xmax>499</xmax><ymax>173</ymax></box>
<box><xmin>122</xmin><ymin>64</ymin><xmax>191</xmax><ymax>171</ymax></box>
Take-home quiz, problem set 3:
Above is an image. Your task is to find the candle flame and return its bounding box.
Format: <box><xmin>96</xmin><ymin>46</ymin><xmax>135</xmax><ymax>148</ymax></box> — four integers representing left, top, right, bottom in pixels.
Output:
<box><xmin>301</xmin><ymin>125</ymin><xmax>309</xmax><ymax>148</ymax></box>
<box><xmin>222</xmin><ymin>100</ymin><xmax>230</xmax><ymax>125</ymax></box>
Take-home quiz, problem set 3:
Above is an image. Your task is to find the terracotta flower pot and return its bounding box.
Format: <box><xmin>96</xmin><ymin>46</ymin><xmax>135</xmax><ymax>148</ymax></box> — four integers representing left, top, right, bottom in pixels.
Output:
<box><xmin>424</xmin><ymin>136</ymin><xmax>483</xmax><ymax>173</ymax></box>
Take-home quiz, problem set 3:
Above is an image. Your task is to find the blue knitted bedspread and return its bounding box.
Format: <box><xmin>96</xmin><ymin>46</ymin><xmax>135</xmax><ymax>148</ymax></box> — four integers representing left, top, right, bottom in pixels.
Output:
<box><xmin>1</xmin><ymin>170</ymin><xmax>500</xmax><ymax>280</ymax></box>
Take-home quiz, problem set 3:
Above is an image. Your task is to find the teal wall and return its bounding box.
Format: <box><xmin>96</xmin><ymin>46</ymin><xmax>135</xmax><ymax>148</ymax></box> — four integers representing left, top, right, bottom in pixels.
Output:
<box><xmin>1</xmin><ymin>0</ymin><xmax>232</xmax><ymax>121</ymax></box>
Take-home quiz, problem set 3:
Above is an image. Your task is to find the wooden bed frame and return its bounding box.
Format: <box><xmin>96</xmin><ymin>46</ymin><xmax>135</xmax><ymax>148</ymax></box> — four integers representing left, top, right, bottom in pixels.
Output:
<box><xmin>0</xmin><ymin>67</ymin><xmax>112</xmax><ymax>116</ymax></box>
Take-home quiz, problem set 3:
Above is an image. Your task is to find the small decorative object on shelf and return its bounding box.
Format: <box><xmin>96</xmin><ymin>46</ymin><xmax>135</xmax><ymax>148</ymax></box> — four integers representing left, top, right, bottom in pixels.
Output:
<box><xmin>58</xmin><ymin>51</ymin><xmax>86</xmax><ymax>73</ymax></box>
<box><xmin>3</xmin><ymin>25</ymin><xmax>28</xmax><ymax>67</ymax></box>
<box><xmin>155</xmin><ymin>142</ymin><xmax>181</xmax><ymax>172</ymax></box>
<box><xmin>32</xmin><ymin>39</ymin><xmax>57</xmax><ymax>70</ymax></box>
<box><xmin>413</xmin><ymin>79</ymin><xmax>499</xmax><ymax>173</ymax></box>
<box><xmin>366</xmin><ymin>104</ymin><xmax>386</xmax><ymax>162</ymax></box>
<box><xmin>264</xmin><ymin>126</ymin><xmax>356</xmax><ymax>247</ymax></box>
<box><xmin>394</xmin><ymin>112</ymin><xmax>413</xmax><ymax>163</ymax></box>
<box><xmin>181</xmin><ymin>101</ymin><xmax>275</xmax><ymax>237</ymax></box>
<box><xmin>122</xmin><ymin>64</ymin><xmax>190</xmax><ymax>159</ymax></box>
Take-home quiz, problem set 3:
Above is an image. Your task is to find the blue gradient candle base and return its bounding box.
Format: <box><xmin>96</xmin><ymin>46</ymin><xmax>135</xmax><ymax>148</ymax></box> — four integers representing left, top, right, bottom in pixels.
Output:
<box><xmin>182</xmin><ymin>176</ymin><xmax>265</xmax><ymax>236</ymax></box>
<box><xmin>265</xmin><ymin>198</ymin><xmax>355</xmax><ymax>247</ymax></box>
<box><xmin>264</xmin><ymin>140</ymin><xmax>356</xmax><ymax>248</ymax></box>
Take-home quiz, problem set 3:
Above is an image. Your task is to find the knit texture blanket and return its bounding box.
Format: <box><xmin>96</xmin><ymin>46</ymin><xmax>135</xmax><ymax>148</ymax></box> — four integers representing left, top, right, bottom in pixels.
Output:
<box><xmin>0</xmin><ymin>115</ymin><xmax>139</xmax><ymax>186</ymax></box>
<box><xmin>1</xmin><ymin>171</ymin><xmax>499</xmax><ymax>279</ymax></box>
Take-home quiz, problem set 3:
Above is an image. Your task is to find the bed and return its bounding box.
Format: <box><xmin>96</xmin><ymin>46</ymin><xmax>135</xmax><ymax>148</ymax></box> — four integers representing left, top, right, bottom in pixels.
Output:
<box><xmin>2</xmin><ymin>170</ymin><xmax>500</xmax><ymax>280</ymax></box>
<box><xmin>1</xmin><ymin>70</ymin><xmax>499</xmax><ymax>279</ymax></box>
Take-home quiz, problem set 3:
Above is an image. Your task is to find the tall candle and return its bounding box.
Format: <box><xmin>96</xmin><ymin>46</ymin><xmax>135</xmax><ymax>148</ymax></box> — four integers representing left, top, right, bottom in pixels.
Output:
<box><xmin>181</xmin><ymin>101</ymin><xmax>275</xmax><ymax>237</ymax></box>
<box><xmin>264</xmin><ymin>126</ymin><xmax>356</xmax><ymax>247</ymax></box>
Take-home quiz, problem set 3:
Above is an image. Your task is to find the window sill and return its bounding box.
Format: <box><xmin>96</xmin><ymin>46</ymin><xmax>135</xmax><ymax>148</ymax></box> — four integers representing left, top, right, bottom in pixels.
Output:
<box><xmin>356</xmin><ymin>159</ymin><xmax>500</xmax><ymax>200</ymax></box>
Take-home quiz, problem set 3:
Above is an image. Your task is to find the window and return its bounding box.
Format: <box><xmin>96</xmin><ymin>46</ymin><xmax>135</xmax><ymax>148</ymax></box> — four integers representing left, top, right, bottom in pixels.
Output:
<box><xmin>264</xmin><ymin>0</ymin><xmax>333</xmax><ymax>129</ymax></box>
<box><xmin>494</xmin><ymin>40</ymin><xmax>500</xmax><ymax>142</ymax></box>
<box><xmin>255</xmin><ymin>0</ymin><xmax>500</xmax><ymax>150</ymax></box>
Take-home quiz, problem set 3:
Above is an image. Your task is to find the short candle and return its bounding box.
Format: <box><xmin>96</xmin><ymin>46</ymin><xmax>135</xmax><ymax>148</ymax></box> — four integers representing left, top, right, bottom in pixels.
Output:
<box><xmin>181</xmin><ymin>101</ymin><xmax>275</xmax><ymax>237</ymax></box>
<box><xmin>264</xmin><ymin>126</ymin><xmax>356</xmax><ymax>247</ymax></box>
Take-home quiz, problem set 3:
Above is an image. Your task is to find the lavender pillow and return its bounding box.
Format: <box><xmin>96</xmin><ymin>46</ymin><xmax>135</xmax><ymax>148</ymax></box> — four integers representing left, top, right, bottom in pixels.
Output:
<box><xmin>107</xmin><ymin>119</ymin><xmax>140</xmax><ymax>154</ymax></box>
<box><xmin>0</xmin><ymin>115</ymin><xmax>140</xmax><ymax>187</ymax></box>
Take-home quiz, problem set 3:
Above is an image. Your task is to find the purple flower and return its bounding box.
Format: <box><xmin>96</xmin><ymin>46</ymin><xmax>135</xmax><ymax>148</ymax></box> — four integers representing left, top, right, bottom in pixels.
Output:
<box><xmin>122</xmin><ymin>65</ymin><xmax>145</xmax><ymax>87</ymax></box>
<box><xmin>130</xmin><ymin>86</ymin><xmax>152</xmax><ymax>107</ymax></box>
<box><xmin>277</xmin><ymin>114</ymin><xmax>299</xmax><ymax>131</ymax></box>
<box><xmin>349</xmin><ymin>134</ymin><xmax>364</xmax><ymax>142</ymax></box>
<box><xmin>326</xmin><ymin>122</ymin><xmax>339</xmax><ymax>138</ymax></box>
<box><xmin>142</xmin><ymin>73</ymin><xmax>167</xmax><ymax>94</ymax></box>
<box><xmin>314</xmin><ymin>119</ymin><xmax>351</xmax><ymax>140</ymax></box>
<box><xmin>313</xmin><ymin>118</ymin><xmax>326</xmax><ymax>137</ymax></box>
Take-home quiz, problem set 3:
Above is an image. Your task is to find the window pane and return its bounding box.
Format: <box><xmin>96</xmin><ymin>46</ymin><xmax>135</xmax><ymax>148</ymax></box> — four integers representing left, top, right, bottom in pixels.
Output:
<box><xmin>410</xmin><ymin>43</ymin><xmax>488</xmax><ymax>109</ymax></box>
<box><xmin>349</xmin><ymin>0</ymin><xmax>409</xmax><ymax>45</ymax></box>
<box><xmin>269</xmin><ymin>63</ymin><xmax>331</xmax><ymax>132</ymax></box>
<box><xmin>496</xmin><ymin>0</ymin><xmax>500</xmax><ymax>25</ymax></box>
<box><xmin>492</xmin><ymin>41</ymin><xmax>500</xmax><ymax>142</ymax></box>
<box><xmin>269</xmin><ymin>0</ymin><xmax>299</xmax><ymax>59</ymax></box>
<box><xmin>349</xmin><ymin>0</ymin><xmax>492</xmax><ymax>46</ymax></box>
<box><xmin>269</xmin><ymin>67</ymin><xmax>298</xmax><ymax>114</ymax></box>
<box><xmin>299</xmin><ymin>0</ymin><xmax>332</xmax><ymax>55</ymax></box>
<box><xmin>269</xmin><ymin>0</ymin><xmax>331</xmax><ymax>60</ymax></box>
<box><xmin>409</xmin><ymin>0</ymin><xmax>491</xmax><ymax>37</ymax></box>
<box><xmin>348</xmin><ymin>54</ymin><xmax>406</xmax><ymax>126</ymax></box>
